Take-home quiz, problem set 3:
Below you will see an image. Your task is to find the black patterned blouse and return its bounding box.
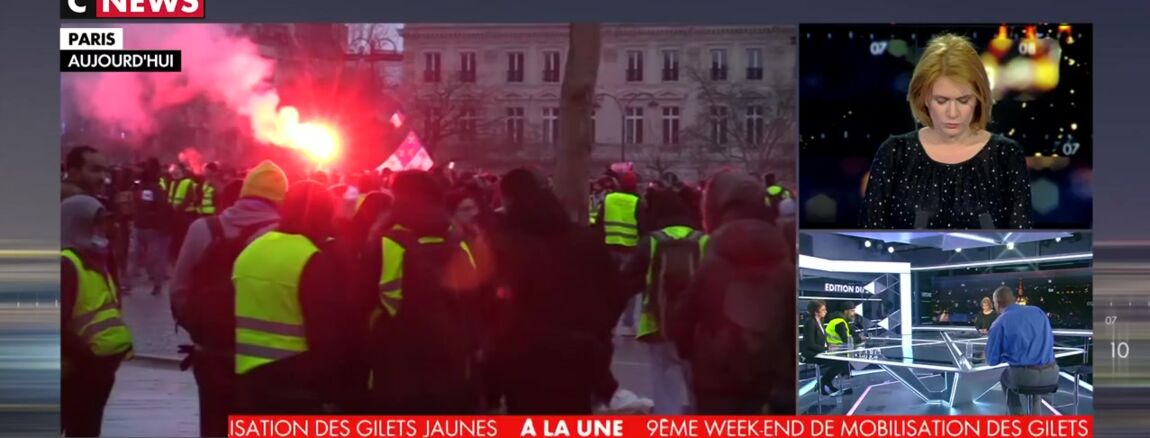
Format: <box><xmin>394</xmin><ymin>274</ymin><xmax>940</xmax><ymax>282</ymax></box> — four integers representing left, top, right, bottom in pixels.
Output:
<box><xmin>861</xmin><ymin>131</ymin><xmax>1033</xmax><ymax>229</ymax></box>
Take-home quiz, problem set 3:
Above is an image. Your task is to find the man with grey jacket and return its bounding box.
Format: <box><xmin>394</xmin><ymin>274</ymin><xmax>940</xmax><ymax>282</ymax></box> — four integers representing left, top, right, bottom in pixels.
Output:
<box><xmin>170</xmin><ymin>160</ymin><xmax>288</xmax><ymax>437</ymax></box>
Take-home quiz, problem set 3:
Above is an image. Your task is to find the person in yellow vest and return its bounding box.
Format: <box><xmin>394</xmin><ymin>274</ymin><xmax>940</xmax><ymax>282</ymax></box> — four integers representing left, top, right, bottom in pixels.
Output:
<box><xmin>763</xmin><ymin>173</ymin><xmax>792</xmax><ymax>222</ymax></box>
<box><xmin>197</xmin><ymin>162</ymin><xmax>221</xmax><ymax>217</ymax></box>
<box><xmin>171</xmin><ymin>160</ymin><xmax>287</xmax><ymax>436</ymax></box>
<box><xmin>61</xmin><ymin>195</ymin><xmax>134</xmax><ymax>437</ymax></box>
<box><xmin>159</xmin><ymin>163</ymin><xmax>172</xmax><ymax>195</ymax></box>
<box><xmin>800</xmin><ymin>300</ymin><xmax>849</xmax><ymax>397</ymax></box>
<box><xmin>167</xmin><ymin>163</ymin><xmax>198</xmax><ymax>212</ymax></box>
<box><xmin>822</xmin><ymin>303</ymin><xmax>857</xmax><ymax>396</ymax></box>
<box><xmin>595</xmin><ymin>172</ymin><xmax>645</xmax><ymax>335</ymax></box>
<box><xmin>825</xmin><ymin>304</ymin><xmax>859</xmax><ymax>347</ymax></box>
<box><xmin>362</xmin><ymin>170</ymin><xmax>482</xmax><ymax>414</ymax></box>
<box><xmin>596</xmin><ymin>172</ymin><xmax>644</xmax><ymax>252</ymax></box>
<box><xmin>168</xmin><ymin>163</ymin><xmax>199</xmax><ymax>260</ymax></box>
<box><xmin>232</xmin><ymin>181</ymin><xmax>355</xmax><ymax>414</ymax></box>
<box><xmin>621</xmin><ymin>188</ymin><xmax>707</xmax><ymax>414</ymax></box>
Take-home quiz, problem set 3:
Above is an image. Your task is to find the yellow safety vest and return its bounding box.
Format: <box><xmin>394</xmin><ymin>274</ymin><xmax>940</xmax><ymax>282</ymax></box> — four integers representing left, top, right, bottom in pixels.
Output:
<box><xmin>62</xmin><ymin>250</ymin><xmax>133</xmax><ymax>357</ymax></box>
<box><xmin>233</xmin><ymin>231</ymin><xmax>319</xmax><ymax>375</ymax></box>
<box><xmin>825</xmin><ymin>317</ymin><xmax>851</xmax><ymax>345</ymax></box>
<box><xmin>637</xmin><ymin>226</ymin><xmax>709</xmax><ymax>340</ymax></box>
<box><xmin>367</xmin><ymin>225</ymin><xmax>478</xmax><ymax>390</ymax></box>
<box><xmin>371</xmin><ymin>225</ymin><xmax>477</xmax><ymax>325</ymax></box>
<box><xmin>589</xmin><ymin>196</ymin><xmax>598</xmax><ymax>225</ymax></box>
<box><xmin>767</xmin><ymin>185</ymin><xmax>790</xmax><ymax>198</ymax></box>
<box><xmin>198</xmin><ymin>183</ymin><xmax>216</xmax><ymax>215</ymax></box>
<box><xmin>169</xmin><ymin>178</ymin><xmax>197</xmax><ymax>212</ymax></box>
<box><xmin>765</xmin><ymin>185</ymin><xmax>792</xmax><ymax>207</ymax></box>
<box><xmin>602</xmin><ymin>192</ymin><xmax>640</xmax><ymax>247</ymax></box>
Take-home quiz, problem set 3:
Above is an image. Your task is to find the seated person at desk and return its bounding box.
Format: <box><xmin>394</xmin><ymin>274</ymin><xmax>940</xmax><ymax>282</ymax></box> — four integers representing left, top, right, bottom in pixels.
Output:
<box><xmin>973</xmin><ymin>296</ymin><xmax>998</xmax><ymax>335</ymax></box>
<box><xmin>826</xmin><ymin>303</ymin><xmax>864</xmax><ymax>347</ymax></box>
<box><xmin>986</xmin><ymin>286</ymin><xmax>1059</xmax><ymax>415</ymax></box>
<box><xmin>800</xmin><ymin>300</ymin><xmax>851</xmax><ymax>396</ymax></box>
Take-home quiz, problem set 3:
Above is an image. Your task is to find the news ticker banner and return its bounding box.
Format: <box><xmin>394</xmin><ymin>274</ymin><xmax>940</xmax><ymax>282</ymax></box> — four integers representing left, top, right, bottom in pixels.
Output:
<box><xmin>228</xmin><ymin>416</ymin><xmax>1093</xmax><ymax>438</ymax></box>
<box><xmin>60</xmin><ymin>28</ymin><xmax>181</xmax><ymax>72</ymax></box>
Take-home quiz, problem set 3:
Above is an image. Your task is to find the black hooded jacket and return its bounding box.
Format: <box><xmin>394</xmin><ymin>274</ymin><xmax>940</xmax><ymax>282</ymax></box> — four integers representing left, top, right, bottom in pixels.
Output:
<box><xmin>667</xmin><ymin>171</ymin><xmax>797</xmax><ymax>413</ymax></box>
<box><xmin>486</xmin><ymin>169</ymin><xmax>623</xmax><ymax>408</ymax></box>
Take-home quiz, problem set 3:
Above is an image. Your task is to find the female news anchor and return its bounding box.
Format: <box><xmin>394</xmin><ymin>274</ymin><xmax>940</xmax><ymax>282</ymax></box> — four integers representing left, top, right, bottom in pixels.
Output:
<box><xmin>861</xmin><ymin>34</ymin><xmax>1033</xmax><ymax>229</ymax></box>
<box><xmin>973</xmin><ymin>296</ymin><xmax>999</xmax><ymax>335</ymax></box>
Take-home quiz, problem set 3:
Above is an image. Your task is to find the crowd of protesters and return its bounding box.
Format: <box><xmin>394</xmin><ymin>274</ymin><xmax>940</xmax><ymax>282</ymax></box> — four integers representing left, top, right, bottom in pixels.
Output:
<box><xmin>60</xmin><ymin>144</ymin><xmax>797</xmax><ymax>437</ymax></box>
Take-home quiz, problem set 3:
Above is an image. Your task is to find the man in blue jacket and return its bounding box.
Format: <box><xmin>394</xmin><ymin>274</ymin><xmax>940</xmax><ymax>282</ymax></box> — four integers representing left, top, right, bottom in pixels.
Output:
<box><xmin>987</xmin><ymin>286</ymin><xmax>1060</xmax><ymax>415</ymax></box>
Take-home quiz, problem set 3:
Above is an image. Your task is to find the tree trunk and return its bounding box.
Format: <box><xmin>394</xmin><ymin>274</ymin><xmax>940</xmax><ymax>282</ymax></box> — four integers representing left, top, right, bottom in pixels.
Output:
<box><xmin>554</xmin><ymin>23</ymin><xmax>602</xmax><ymax>223</ymax></box>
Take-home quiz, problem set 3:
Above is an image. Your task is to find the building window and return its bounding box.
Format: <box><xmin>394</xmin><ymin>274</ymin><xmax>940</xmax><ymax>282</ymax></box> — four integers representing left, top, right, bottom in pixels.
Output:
<box><xmin>506</xmin><ymin>107</ymin><xmax>524</xmax><ymax>144</ymax></box>
<box><xmin>710</xmin><ymin>49</ymin><xmax>728</xmax><ymax>81</ymax></box>
<box><xmin>424</xmin><ymin>52</ymin><xmax>441</xmax><ymax>83</ymax></box>
<box><xmin>507</xmin><ymin>52</ymin><xmax>524</xmax><ymax>83</ymax></box>
<box><xmin>710</xmin><ymin>106</ymin><xmax>729</xmax><ymax>145</ymax></box>
<box><xmin>745</xmin><ymin>105</ymin><xmax>764</xmax><ymax>144</ymax></box>
<box><xmin>662</xmin><ymin>50</ymin><xmax>679</xmax><ymax>82</ymax></box>
<box><xmin>625</xmin><ymin>106</ymin><xmax>644</xmax><ymax>144</ymax></box>
<box><xmin>542</xmin><ymin>107</ymin><xmax>560</xmax><ymax>144</ymax></box>
<box><xmin>661</xmin><ymin>106</ymin><xmax>680</xmax><ymax>145</ymax></box>
<box><xmin>460</xmin><ymin>52</ymin><xmax>477</xmax><ymax>83</ymax></box>
<box><xmin>626</xmin><ymin>50</ymin><xmax>644</xmax><ymax>82</ymax></box>
<box><xmin>746</xmin><ymin>48</ymin><xmax>763</xmax><ymax>81</ymax></box>
<box><xmin>543</xmin><ymin>51</ymin><xmax>561</xmax><ymax>83</ymax></box>
<box><xmin>460</xmin><ymin>108</ymin><xmax>477</xmax><ymax>141</ymax></box>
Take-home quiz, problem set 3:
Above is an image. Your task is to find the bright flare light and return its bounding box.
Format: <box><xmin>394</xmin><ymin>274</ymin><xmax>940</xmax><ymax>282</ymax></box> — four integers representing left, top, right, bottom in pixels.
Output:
<box><xmin>291</xmin><ymin>122</ymin><xmax>340</xmax><ymax>164</ymax></box>
<box><xmin>254</xmin><ymin>102</ymin><xmax>341</xmax><ymax>165</ymax></box>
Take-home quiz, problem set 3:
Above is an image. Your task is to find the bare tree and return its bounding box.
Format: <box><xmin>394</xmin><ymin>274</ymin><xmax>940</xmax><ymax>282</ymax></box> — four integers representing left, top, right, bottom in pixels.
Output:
<box><xmin>644</xmin><ymin>151</ymin><xmax>681</xmax><ymax>180</ymax></box>
<box><xmin>554</xmin><ymin>24</ymin><xmax>602</xmax><ymax>222</ymax></box>
<box><xmin>399</xmin><ymin>76</ymin><xmax>504</xmax><ymax>157</ymax></box>
<box><xmin>346</xmin><ymin>24</ymin><xmax>401</xmax><ymax>55</ymax></box>
<box><xmin>681</xmin><ymin>67</ymin><xmax>796</xmax><ymax>177</ymax></box>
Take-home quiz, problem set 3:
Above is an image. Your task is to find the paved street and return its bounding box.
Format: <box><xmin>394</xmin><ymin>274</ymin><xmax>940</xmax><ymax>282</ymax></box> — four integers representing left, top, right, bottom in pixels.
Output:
<box><xmin>104</xmin><ymin>337</ymin><xmax>653</xmax><ymax>436</ymax></box>
<box><xmin>120</xmin><ymin>284</ymin><xmax>190</xmax><ymax>359</ymax></box>
<box><xmin>104</xmin><ymin>359</ymin><xmax>199</xmax><ymax>438</ymax></box>
<box><xmin>106</xmin><ymin>283</ymin><xmax>656</xmax><ymax>436</ymax></box>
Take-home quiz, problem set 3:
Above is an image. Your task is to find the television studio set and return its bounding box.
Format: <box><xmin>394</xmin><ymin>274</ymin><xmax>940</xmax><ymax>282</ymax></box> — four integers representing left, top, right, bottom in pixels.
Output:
<box><xmin>797</xmin><ymin>231</ymin><xmax>1093</xmax><ymax>415</ymax></box>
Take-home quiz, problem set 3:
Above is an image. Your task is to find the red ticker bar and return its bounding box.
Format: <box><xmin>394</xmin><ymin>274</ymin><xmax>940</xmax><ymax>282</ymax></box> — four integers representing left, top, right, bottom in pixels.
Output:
<box><xmin>227</xmin><ymin>416</ymin><xmax>1093</xmax><ymax>438</ymax></box>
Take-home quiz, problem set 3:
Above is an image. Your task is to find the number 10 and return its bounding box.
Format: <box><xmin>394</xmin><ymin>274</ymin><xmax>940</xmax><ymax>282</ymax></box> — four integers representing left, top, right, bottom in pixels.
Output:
<box><xmin>1112</xmin><ymin>341</ymin><xmax>1130</xmax><ymax>359</ymax></box>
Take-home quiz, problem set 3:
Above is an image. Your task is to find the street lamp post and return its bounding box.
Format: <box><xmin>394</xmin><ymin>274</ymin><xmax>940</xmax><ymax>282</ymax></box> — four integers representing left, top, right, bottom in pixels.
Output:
<box><xmin>596</xmin><ymin>92</ymin><xmax>656</xmax><ymax>163</ymax></box>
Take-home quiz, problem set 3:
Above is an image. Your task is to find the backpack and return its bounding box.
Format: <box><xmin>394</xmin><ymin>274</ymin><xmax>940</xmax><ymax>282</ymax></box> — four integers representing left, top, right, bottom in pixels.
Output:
<box><xmin>370</xmin><ymin>227</ymin><xmax>480</xmax><ymax>412</ymax></box>
<box><xmin>178</xmin><ymin>217</ymin><xmax>275</xmax><ymax>350</ymax></box>
<box><xmin>647</xmin><ymin>229</ymin><xmax>704</xmax><ymax>342</ymax></box>
<box><xmin>691</xmin><ymin>261</ymin><xmax>792</xmax><ymax>397</ymax></box>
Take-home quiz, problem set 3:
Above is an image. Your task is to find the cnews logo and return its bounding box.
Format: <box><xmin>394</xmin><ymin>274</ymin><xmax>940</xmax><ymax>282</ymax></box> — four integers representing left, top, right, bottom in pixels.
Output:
<box><xmin>62</xmin><ymin>0</ymin><xmax>204</xmax><ymax>20</ymax></box>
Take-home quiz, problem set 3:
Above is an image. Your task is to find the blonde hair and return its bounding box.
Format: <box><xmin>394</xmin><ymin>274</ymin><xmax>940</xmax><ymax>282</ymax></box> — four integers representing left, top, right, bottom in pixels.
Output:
<box><xmin>981</xmin><ymin>297</ymin><xmax>992</xmax><ymax>308</ymax></box>
<box><xmin>907</xmin><ymin>34</ymin><xmax>993</xmax><ymax>131</ymax></box>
